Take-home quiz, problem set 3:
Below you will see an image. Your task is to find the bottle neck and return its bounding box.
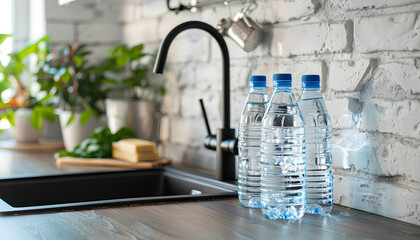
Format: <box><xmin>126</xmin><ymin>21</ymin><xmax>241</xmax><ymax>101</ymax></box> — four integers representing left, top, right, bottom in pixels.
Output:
<box><xmin>273</xmin><ymin>86</ymin><xmax>292</xmax><ymax>92</ymax></box>
<box><xmin>250</xmin><ymin>86</ymin><xmax>267</xmax><ymax>93</ymax></box>
<box><xmin>302</xmin><ymin>87</ymin><xmax>321</xmax><ymax>92</ymax></box>
<box><xmin>301</xmin><ymin>88</ymin><xmax>322</xmax><ymax>99</ymax></box>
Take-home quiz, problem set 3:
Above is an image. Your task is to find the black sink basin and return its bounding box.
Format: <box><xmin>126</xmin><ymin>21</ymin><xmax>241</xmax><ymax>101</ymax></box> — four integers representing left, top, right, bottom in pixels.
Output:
<box><xmin>0</xmin><ymin>168</ymin><xmax>237</xmax><ymax>214</ymax></box>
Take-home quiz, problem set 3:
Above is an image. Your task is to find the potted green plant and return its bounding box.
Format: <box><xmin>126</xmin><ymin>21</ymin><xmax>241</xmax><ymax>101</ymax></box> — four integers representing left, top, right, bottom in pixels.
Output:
<box><xmin>0</xmin><ymin>34</ymin><xmax>56</xmax><ymax>142</ymax></box>
<box><xmin>36</xmin><ymin>43</ymin><xmax>111</xmax><ymax>150</ymax></box>
<box><xmin>104</xmin><ymin>44</ymin><xmax>166</xmax><ymax>142</ymax></box>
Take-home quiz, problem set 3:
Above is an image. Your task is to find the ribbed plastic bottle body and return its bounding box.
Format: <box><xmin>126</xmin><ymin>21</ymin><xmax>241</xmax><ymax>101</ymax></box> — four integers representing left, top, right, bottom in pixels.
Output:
<box><xmin>238</xmin><ymin>87</ymin><xmax>268</xmax><ymax>208</ymax></box>
<box><xmin>260</xmin><ymin>87</ymin><xmax>306</xmax><ymax>219</ymax></box>
<box><xmin>299</xmin><ymin>88</ymin><xmax>333</xmax><ymax>214</ymax></box>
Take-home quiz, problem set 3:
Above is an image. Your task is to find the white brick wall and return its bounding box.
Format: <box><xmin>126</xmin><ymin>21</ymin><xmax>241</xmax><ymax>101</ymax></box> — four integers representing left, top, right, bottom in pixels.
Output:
<box><xmin>45</xmin><ymin>0</ymin><xmax>420</xmax><ymax>225</ymax></box>
<box><xmin>45</xmin><ymin>0</ymin><xmax>124</xmax><ymax>62</ymax></box>
<box><xmin>355</xmin><ymin>12</ymin><xmax>420</xmax><ymax>52</ymax></box>
<box><xmin>333</xmin><ymin>171</ymin><xmax>420</xmax><ymax>225</ymax></box>
<box><xmin>328</xmin><ymin>59</ymin><xmax>373</xmax><ymax>92</ymax></box>
<box><xmin>124</xmin><ymin>19</ymin><xmax>159</xmax><ymax>45</ymax></box>
<box><xmin>45</xmin><ymin>0</ymin><xmax>94</xmax><ymax>21</ymax></box>
<box><xmin>46</xmin><ymin>23</ymin><xmax>74</xmax><ymax>43</ymax></box>
<box><xmin>360</xmin><ymin>99</ymin><xmax>420</xmax><ymax>139</ymax></box>
<box><xmin>270</xmin><ymin>22</ymin><xmax>351</xmax><ymax>57</ymax></box>
<box><xmin>376</xmin><ymin>134</ymin><xmax>420</xmax><ymax>182</ymax></box>
<box><xmin>78</xmin><ymin>24</ymin><xmax>121</xmax><ymax>44</ymax></box>
<box><xmin>254</xmin><ymin>0</ymin><xmax>318</xmax><ymax>23</ymax></box>
<box><xmin>375</xmin><ymin>59</ymin><xmax>420</xmax><ymax>94</ymax></box>
<box><xmin>347</xmin><ymin>0</ymin><xmax>420</xmax><ymax>10</ymax></box>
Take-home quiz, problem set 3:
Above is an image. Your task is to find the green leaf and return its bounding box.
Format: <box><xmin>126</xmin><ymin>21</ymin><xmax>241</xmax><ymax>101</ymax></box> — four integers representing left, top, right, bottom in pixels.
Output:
<box><xmin>100</xmin><ymin>78</ymin><xmax>118</xmax><ymax>84</ymax></box>
<box><xmin>115</xmin><ymin>55</ymin><xmax>128</xmax><ymax>68</ymax></box>
<box><xmin>79</xmin><ymin>138</ymin><xmax>98</xmax><ymax>150</ymax></box>
<box><xmin>18</xmin><ymin>42</ymin><xmax>40</xmax><ymax>59</ymax></box>
<box><xmin>87</xmin><ymin>143</ymin><xmax>101</xmax><ymax>153</ymax></box>
<box><xmin>0</xmin><ymin>34</ymin><xmax>10</xmax><ymax>45</ymax></box>
<box><xmin>112</xmin><ymin>127</ymin><xmax>137</xmax><ymax>142</ymax></box>
<box><xmin>31</xmin><ymin>106</ymin><xmax>56</xmax><ymax>130</ymax></box>
<box><xmin>73</xmin><ymin>55</ymin><xmax>83</xmax><ymax>67</ymax></box>
<box><xmin>17</xmin><ymin>35</ymin><xmax>49</xmax><ymax>59</ymax></box>
<box><xmin>39</xmin><ymin>93</ymin><xmax>54</xmax><ymax>103</ymax></box>
<box><xmin>37</xmin><ymin>105</ymin><xmax>56</xmax><ymax>122</ymax></box>
<box><xmin>129</xmin><ymin>53</ymin><xmax>148</xmax><ymax>61</ymax></box>
<box><xmin>0</xmin><ymin>110</ymin><xmax>9</xmax><ymax>120</ymax></box>
<box><xmin>159</xmin><ymin>87</ymin><xmax>167</xmax><ymax>96</ymax></box>
<box><xmin>80</xmin><ymin>108</ymin><xmax>95</xmax><ymax>126</ymax></box>
<box><xmin>112</xmin><ymin>47</ymin><xmax>131</xmax><ymax>67</ymax></box>
<box><xmin>107</xmin><ymin>45</ymin><xmax>125</xmax><ymax>58</ymax></box>
<box><xmin>0</xmin><ymin>109</ymin><xmax>15</xmax><ymax>126</ymax></box>
<box><xmin>92</xmin><ymin>126</ymin><xmax>112</xmax><ymax>141</ymax></box>
<box><xmin>54</xmin><ymin>150</ymin><xmax>78</xmax><ymax>159</ymax></box>
<box><xmin>122</xmin><ymin>77</ymin><xmax>135</xmax><ymax>85</ymax></box>
<box><xmin>30</xmin><ymin>108</ymin><xmax>42</xmax><ymax>131</ymax></box>
<box><xmin>6</xmin><ymin>111</ymin><xmax>14</xmax><ymax>127</ymax></box>
<box><xmin>60</xmin><ymin>69</ymin><xmax>72</xmax><ymax>83</ymax></box>
<box><xmin>129</xmin><ymin>44</ymin><xmax>144</xmax><ymax>58</ymax></box>
<box><xmin>131</xmin><ymin>44</ymin><xmax>144</xmax><ymax>52</ymax></box>
<box><xmin>66</xmin><ymin>114</ymin><xmax>75</xmax><ymax>127</ymax></box>
<box><xmin>54</xmin><ymin>67</ymin><xmax>71</xmax><ymax>83</ymax></box>
<box><xmin>0</xmin><ymin>80</ymin><xmax>11</xmax><ymax>94</ymax></box>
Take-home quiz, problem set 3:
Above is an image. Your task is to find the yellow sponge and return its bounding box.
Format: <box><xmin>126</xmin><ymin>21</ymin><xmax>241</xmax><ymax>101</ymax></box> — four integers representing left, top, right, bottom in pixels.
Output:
<box><xmin>112</xmin><ymin>150</ymin><xmax>159</xmax><ymax>163</ymax></box>
<box><xmin>113</xmin><ymin>139</ymin><xmax>156</xmax><ymax>153</ymax></box>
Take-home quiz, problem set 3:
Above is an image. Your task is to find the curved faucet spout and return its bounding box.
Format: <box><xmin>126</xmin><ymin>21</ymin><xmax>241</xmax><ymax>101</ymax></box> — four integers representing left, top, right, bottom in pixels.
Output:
<box><xmin>153</xmin><ymin>21</ymin><xmax>230</xmax><ymax>130</ymax></box>
<box><xmin>154</xmin><ymin>21</ymin><xmax>236</xmax><ymax>181</ymax></box>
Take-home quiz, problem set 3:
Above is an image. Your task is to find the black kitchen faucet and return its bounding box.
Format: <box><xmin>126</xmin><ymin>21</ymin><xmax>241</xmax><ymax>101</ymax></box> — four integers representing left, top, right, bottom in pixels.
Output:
<box><xmin>153</xmin><ymin>21</ymin><xmax>237</xmax><ymax>181</ymax></box>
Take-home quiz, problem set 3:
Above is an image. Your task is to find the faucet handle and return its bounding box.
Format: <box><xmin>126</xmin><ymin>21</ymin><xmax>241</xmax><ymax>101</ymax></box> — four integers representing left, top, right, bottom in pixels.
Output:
<box><xmin>199</xmin><ymin>99</ymin><xmax>217</xmax><ymax>150</ymax></box>
<box><xmin>199</xmin><ymin>99</ymin><xmax>212</xmax><ymax>136</ymax></box>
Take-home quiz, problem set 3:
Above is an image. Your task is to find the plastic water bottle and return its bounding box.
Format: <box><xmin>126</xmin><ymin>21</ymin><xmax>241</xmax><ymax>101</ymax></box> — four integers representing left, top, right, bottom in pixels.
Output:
<box><xmin>238</xmin><ymin>75</ymin><xmax>269</xmax><ymax>208</ymax></box>
<box><xmin>260</xmin><ymin>73</ymin><xmax>306</xmax><ymax>219</ymax></box>
<box><xmin>298</xmin><ymin>74</ymin><xmax>333</xmax><ymax>215</ymax></box>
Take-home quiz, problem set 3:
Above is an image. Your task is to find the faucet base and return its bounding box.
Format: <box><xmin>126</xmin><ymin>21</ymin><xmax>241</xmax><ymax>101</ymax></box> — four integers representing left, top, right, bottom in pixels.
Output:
<box><xmin>216</xmin><ymin>128</ymin><xmax>236</xmax><ymax>181</ymax></box>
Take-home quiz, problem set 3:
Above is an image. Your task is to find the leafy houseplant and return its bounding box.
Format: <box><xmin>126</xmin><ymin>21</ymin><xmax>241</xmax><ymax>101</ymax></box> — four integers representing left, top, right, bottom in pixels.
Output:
<box><xmin>106</xmin><ymin>43</ymin><xmax>166</xmax><ymax>100</ymax></box>
<box><xmin>104</xmin><ymin>44</ymin><xmax>166</xmax><ymax>142</ymax></box>
<box><xmin>0</xmin><ymin>34</ymin><xmax>56</xmax><ymax>141</ymax></box>
<box><xmin>37</xmin><ymin>43</ymin><xmax>111</xmax><ymax>125</ymax></box>
<box><xmin>36</xmin><ymin>43</ymin><xmax>113</xmax><ymax>150</ymax></box>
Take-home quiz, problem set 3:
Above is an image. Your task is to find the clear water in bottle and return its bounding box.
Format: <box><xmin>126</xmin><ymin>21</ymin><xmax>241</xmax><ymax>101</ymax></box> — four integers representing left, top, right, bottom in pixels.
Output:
<box><xmin>238</xmin><ymin>75</ymin><xmax>269</xmax><ymax>208</ymax></box>
<box><xmin>260</xmin><ymin>73</ymin><xmax>306</xmax><ymax>219</ymax></box>
<box><xmin>298</xmin><ymin>74</ymin><xmax>333</xmax><ymax>215</ymax></box>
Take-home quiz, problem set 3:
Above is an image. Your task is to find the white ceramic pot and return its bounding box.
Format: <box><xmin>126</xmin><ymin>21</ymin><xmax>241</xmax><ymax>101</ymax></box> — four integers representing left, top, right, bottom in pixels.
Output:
<box><xmin>59</xmin><ymin>110</ymin><xmax>106</xmax><ymax>151</ymax></box>
<box><xmin>9</xmin><ymin>108</ymin><xmax>46</xmax><ymax>143</ymax></box>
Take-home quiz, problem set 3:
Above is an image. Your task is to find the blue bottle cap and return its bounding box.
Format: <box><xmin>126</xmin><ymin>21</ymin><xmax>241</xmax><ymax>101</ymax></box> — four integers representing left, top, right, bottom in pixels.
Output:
<box><xmin>273</xmin><ymin>73</ymin><xmax>292</xmax><ymax>87</ymax></box>
<box><xmin>249</xmin><ymin>75</ymin><xmax>266</xmax><ymax>88</ymax></box>
<box><xmin>302</xmin><ymin>74</ymin><xmax>320</xmax><ymax>88</ymax></box>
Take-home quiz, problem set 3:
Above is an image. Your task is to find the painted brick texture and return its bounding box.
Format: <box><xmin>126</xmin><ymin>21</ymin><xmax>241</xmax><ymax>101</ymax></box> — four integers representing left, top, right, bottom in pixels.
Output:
<box><xmin>44</xmin><ymin>0</ymin><xmax>124</xmax><ymax>62</ymax></box>
<box><xmin>271</xmin><ymin>22</ymin><xmax>351</xmax><ymax>57</ymax></box>
<box><xmin>355</xmin><ymin>12</ymin><xmax>420</xmax><ymax>52</ymax></box>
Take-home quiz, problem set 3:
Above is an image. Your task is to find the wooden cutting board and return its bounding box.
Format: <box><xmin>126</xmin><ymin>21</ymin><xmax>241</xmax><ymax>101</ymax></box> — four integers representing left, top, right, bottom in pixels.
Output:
<box><xmin>56</xmin><ymin>157</ymin><xmax>171</xmax><ymax>168</ymax></box>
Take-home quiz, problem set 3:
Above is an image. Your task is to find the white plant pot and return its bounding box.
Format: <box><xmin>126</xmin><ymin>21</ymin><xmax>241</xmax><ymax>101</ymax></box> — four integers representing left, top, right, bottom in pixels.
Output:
<box><xmin>9</xmin><ymin>108</ymin><xmax>46</xmax><ymax>143</ymax></box>
<box><xmin>59</xmin><ymin>110</ymin><xmax>106</xmax><ymax>151</ymax></box>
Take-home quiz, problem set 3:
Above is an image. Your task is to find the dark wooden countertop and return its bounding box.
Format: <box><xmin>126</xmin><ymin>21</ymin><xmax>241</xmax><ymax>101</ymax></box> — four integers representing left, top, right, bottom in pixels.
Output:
<box><xmin>0</xmin><ymin>149</ymin><xmax>419</xmax><ymax>240</ymax></box>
